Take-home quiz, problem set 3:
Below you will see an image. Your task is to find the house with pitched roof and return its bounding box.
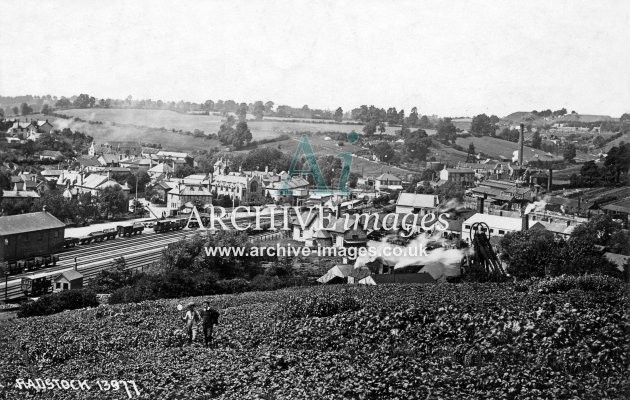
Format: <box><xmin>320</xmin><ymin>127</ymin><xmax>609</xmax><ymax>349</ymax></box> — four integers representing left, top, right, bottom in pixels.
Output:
<box><xmin>266</xmin><ymin>176</ymin><xmax>309</xmax><ymax>203</ymax></box>
<box><xmin>167</xmin><ymin>184</ymin><xmax>213</xmax><ymax>210</ymax></box>
<box><xmin>97</xmin><ymin>153</ymin><xmax>123</xmax><ymax>167</ymax></box>
<box><xmin>148</xmin><ymin>162</ymin><xmax>174</xmax><ymax>180</ymax></box>
<box><xmin>75</xmin><ymin>173</ymin><xmax>130</xmax><ymax>197</ymax></box>
<box><xmin>39</xmin><ymin>150</ymin><xmax>64</xmax><ymax>161</ymax></box>
<box><xmin>439</xmin><ymin>166</ymin><xmax>475</xmax><ymax>187</ymax></box>
<box><xmin>374</xmin><ymin>173</ymin><xmax>403</xmax><ymax>192</ymax></box>
<box><xmin>156</xmin><ymin>150</ymin><xmax>189</xmax><ymax>161</ymax></box>
<box><xmin>0</xmin><ymin>182</ymin><xmax>41</xmax><ymax>203</ymax></box>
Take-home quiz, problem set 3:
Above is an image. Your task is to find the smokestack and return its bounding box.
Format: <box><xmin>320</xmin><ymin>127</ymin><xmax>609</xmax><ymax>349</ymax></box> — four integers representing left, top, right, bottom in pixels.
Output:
<box><xmin>547</xmin><ymin>169</ymin><xmax>553</xmax><ymax>192</ymax></box>
<box><xmin>519</xmin><ymin>124</ymin><xmax>524</xmax><ymax>167</ymax></box>
<box><xmin>477</xmin><ymin>196</ymin><xmax>485</xmax><ymax>214</ymax></box>
<box><xmin>521</xmin><ymin>213</ymin><xmax>529</xmax><ymax>231</ymax></box>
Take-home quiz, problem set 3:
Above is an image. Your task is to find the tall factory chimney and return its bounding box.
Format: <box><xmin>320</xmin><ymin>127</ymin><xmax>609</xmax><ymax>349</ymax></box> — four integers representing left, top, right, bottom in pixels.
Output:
<box><xmin>519</xmin><ymin>123</ymin><xmax>525</xmax><ymax>167</ymax></box>
<box><xmin>547</xmin><ymin>168</ymin><xmax>553</xmax><ymax>192</ymax></box>
<box><xmin>477</xmin><ymin>195</ymin><xmax>485</xmax><ymax>214</ymax></box>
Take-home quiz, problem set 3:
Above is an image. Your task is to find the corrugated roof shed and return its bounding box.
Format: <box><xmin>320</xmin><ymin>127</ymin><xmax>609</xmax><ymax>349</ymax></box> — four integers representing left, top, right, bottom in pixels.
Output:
<box><xmin>0</xmin><ymin>211</ymin><xmax>65</xmax><ymax>236</ymax></box>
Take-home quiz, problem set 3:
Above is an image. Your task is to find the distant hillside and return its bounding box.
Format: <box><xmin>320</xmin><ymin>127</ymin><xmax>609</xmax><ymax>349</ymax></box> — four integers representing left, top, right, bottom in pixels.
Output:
<box><xmin>558</xmin><ymin>114</ymin><xmax>618</xmax><ymax>123</ymax></box>
<box><xmin>503</xmin><ymin>111</ymin><xmax>535</xmax><ymax>122</ymax></box>
<box><xmin>503</xmin><ymin>111</ymin><xmax>618</xmax><ymax>125</ymax></box>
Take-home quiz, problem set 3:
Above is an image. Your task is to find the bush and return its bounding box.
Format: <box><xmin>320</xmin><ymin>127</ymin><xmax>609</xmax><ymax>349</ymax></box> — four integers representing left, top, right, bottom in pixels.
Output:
<box><xmin>108</xmin><ymin>285</ymin><xmax>157</xmax><ymax>304</ymax></box>
<box><xmin>533</xmin><ymin>274</ymin><xmax>624</xmax><ymax>294</ymax></box>
<box><xmin>216</xmin><ymin>278</ymin><xmax>251</xmax><ymax>294</ymax></box>
<box><xmin>18</xmin><ymin>290</ymin><xmax>99</xmax><ymax>318</ymax></box>
<box><xmin>285</xmin><ymin>290</ymin><xmax>361</xmax><ymax>318</ymax></box>
<box><xmin>250</xmin><ymin>275</ymin><xmax>283</xmax><ymax>291</ymax></box>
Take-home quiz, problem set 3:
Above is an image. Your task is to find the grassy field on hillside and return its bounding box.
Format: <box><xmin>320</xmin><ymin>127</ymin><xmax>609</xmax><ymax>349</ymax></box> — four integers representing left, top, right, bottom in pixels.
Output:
<box><xmin>456</xmin><ymin>136</ymin><xmax>565</xmax><ymax>163</ymax></box>
<box><xmin>0</xmin><ymin>281</ymin><xmax>626</xmax><ymax>399</ymax></box>
<box><xmin>29</xmin><ymin>113</ymin><xmax>220</xmax><ymax>153</ymax></box>
<box><xmin>61</xmin><ymin>108</ymin><xmax>401</xmax><ymax>138</ymax></box>
<box><xmin>256</xmin><ymin>134</ymin><xmax>419</xmax><ymax>176</ymax></box>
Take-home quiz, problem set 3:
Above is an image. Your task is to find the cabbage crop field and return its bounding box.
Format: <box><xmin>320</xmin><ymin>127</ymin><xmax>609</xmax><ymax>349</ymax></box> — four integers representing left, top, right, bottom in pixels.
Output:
<box><xmin>0</xmin><ymin>282</ymin><xmax>628</xmax><ymax>399</ymax></box>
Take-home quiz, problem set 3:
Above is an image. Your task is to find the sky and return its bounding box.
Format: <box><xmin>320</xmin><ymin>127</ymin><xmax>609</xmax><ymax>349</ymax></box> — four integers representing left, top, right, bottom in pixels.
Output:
<box><xmin>1</xmin><ymin>0</ymin><xmax>629</xmax><ymax>117</ymax></box>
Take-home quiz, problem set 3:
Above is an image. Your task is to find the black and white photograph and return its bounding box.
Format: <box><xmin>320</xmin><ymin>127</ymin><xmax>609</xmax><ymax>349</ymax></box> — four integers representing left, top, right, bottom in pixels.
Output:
<box><xmin>0</xmin><ymin>1</ymin><xmax>629</xmax><ymax>399</ymax></box>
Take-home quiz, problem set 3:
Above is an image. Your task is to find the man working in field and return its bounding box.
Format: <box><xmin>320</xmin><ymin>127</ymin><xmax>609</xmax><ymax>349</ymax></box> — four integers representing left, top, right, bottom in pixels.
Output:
<box><xmin>182</xmin><ymin>302</ymin><xmax>201</xmax><ymax>345</ymax></box>
<box><xmin>200</xmin><ymin>300</ymin><xmax>220</xmax><ymax>347</ymax></box>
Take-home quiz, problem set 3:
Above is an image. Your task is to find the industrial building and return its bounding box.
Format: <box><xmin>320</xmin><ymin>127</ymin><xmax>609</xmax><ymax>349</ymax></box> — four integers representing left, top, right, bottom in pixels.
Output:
<box><xmin>0</xmin><ymin>211</ymin><xmax>66</xmax><ymax>264</ymax></box>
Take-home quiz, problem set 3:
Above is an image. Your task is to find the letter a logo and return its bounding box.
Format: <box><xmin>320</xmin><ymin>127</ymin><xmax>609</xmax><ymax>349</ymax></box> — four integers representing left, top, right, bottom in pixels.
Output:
<box><xmin>285</xmin><ymin>135</ymin><xmax>328</xmax><ymax>193</ymax></box>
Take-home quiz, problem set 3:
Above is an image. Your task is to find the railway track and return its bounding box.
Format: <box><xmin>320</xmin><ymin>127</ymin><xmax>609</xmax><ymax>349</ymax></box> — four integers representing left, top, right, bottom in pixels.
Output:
<box><xmin>0</xmin><ymin>229</ymin><xmax>199</xmax><ymax>301</ymax></box>
<box><xmin>1</xmin><ymin>217</ymin><xmax>279</xmax><ymax>301</ymax></box>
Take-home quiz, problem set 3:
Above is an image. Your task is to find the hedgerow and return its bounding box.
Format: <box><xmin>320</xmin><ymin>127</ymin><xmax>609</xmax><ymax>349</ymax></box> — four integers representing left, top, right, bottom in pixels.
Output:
<box><xmin>532</xmin><ymin>274</ymin><xmax>624</xmax><ymax>294</ymax></box>
<box><xmin>17</xmin><ymin>290</ymin><xmax>98</xmax><ymax>318</ymax></box>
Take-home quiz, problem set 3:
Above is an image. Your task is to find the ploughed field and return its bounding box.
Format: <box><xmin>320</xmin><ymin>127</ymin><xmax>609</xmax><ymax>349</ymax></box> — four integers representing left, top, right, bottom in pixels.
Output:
<box><xmin>0</xmin><ymin>283</ymin><xmax>628</xmax><ymax>399</ymax></box>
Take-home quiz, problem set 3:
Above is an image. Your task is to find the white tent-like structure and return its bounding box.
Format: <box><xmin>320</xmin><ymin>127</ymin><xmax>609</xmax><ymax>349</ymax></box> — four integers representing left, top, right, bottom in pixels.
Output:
<box><xmin>317</xmin><ymin>265</ymin><xmax>354</xmax><ymax>284</ymax></box>
<box><xmin>358</xmin><ymin>276</ymin><xmax>377</xmax><ymax>285</ymax></box>
<box><xmin>317</xmin><ymin>265</ymin><xmax>371</xmax><ymax>284</ymax></box>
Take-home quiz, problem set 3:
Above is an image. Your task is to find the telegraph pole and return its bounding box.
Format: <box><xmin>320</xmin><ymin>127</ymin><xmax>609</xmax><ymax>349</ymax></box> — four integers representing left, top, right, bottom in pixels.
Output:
<box><xmin>4</xmin><ymin>271</ymin><xmax>8</xmax><ymax>302</ymax></box>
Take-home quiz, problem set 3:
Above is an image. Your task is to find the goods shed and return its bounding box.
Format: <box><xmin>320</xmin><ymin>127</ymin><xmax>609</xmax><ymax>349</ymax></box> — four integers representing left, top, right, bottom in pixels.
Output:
<box><xmin>0</xmin><ymin>211</ymin><xmax>65</xmax><ymax>263</ymax></box>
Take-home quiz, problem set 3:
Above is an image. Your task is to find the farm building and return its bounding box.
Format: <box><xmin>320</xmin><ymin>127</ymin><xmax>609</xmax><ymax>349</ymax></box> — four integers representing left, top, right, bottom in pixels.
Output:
<box><xmin>53</xmin><ymin>270</ymin><xmax>84</xmax><ymax>292</ymax></box>
<box><xmin>0</xmin><ymin>211</ymin><xmax>65</xmax><ymax>263</ymax></box>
